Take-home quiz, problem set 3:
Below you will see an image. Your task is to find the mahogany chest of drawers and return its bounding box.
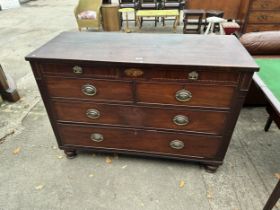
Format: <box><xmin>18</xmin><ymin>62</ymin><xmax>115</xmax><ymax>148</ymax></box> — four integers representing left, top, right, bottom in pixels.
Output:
<box><xmin>25</xmin><ymin>32</ymin><xmax>258</xmax><ymax>172</ymax></box>
<box><xmin>244</xmin><ymin>0</ymin><xmax>280</xmax><ymax>32</ymax></box>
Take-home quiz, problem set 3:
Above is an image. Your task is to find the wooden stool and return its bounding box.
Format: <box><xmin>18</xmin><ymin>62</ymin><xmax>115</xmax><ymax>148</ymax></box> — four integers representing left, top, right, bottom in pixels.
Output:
<box><xmin>183</xmin><ymin>9</ymin><xmax>205</xmax><ymax>34</ymax></box>
<box><xmin>204</xmin><ymin>17</ymin><xmax>226</xmax><ymax>35</ymax></box>
<box><xmin>205</xmin><ymin>10</ymin><xmax>224</xmax><ymax>32</ymax></box>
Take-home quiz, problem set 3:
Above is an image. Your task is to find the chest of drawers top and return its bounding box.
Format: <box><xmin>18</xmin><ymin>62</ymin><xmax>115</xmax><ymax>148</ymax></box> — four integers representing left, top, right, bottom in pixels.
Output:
<box><xmin>26</xmin><ymin>32</ymin><xmax>258</xmax><ymax>71</ymax></box>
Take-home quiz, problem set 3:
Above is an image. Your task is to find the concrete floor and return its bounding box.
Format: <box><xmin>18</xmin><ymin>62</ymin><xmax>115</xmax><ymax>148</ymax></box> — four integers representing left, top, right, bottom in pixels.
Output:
<box><xmin>0</xmin><ymin>0</ymin><xmax>280</xmax><ymax>210</ymax></box>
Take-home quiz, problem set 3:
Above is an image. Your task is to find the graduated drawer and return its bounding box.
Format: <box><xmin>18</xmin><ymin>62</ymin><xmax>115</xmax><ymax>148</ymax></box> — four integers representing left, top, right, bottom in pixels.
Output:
<box><xmin>251</xmin><ymin>0</ymin><xmax>280</xmax><ymax>10</ymax></box>
<box><xmin>245</xmin><ymin>24</ymin><xmax>280</xmax><ymax>32</ymax></box>
<box><xmin>248</xmin><ymin>11</ymin><xmax>280</xmax><ymax>23</ymax></box>
<box><xmin>41</xmin><ymin>63</ymin><xmax>118</xmax><ymax>78</ymax></box>
<box><xmin>45</xmin><ymin>77</ymin><xmax>133</xmax><ymax>102</ymax></box>
<box><xmin>57</xmin><ymin>123</ymin><xmax>222</xmax><ymax>159</ymax></box>
<box><xmin>136</xmin><ymin>82</ymin><xmax>235</xmax><ymax>109</ymax></box>
<box><xmin>53</xmin><ymin>101</ymin><xmax>228</xmax><ymax>135</ymax></box>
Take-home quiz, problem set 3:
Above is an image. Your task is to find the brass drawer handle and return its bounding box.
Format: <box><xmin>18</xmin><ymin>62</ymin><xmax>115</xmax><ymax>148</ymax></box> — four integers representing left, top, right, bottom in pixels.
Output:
<box><xmin>173</xmin><ymin>115</ymin><xmax>189</xmax><ymax>126</ymax></box>
<box><xmin>73</xmin><ymin>65</ymin><xmax>83</xmax><ymax>74</ymax></box>
<box><xmin>86</xmin><ymin>109</ymin><xmax>100</xmax><ymax>119</ymax></box>
<box><xmin>82</xmin><ymin>84</ymin><xmax>97</xmax><ymax>96</ymax></box>
<box><xmin>170</xmin><ymin>140</ymin><xmax>184</xmax><ymax>150</ymax></box>
<box><xmin>124</xmin><ymin>68</ymin><xmax>144</xmax><ymax>77</ymax></box>
<box><xmin>188</xmin><ymin>71</ymin><xmax>198</xmax><ymax>80</ymax></box>
<box><xmin>90</xmin><ymin>133</ymin><xmax>104</xmax><ymax>142</ymax></box>
<box><xmin>175</xmin><ymin>89</ymin><xmax>192</xmax><ymax>102</ymax></box>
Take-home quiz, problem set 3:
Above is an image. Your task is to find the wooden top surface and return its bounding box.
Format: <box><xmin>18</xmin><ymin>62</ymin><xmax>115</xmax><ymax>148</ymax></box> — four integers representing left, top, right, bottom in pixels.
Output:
<box><xmin>25</xmin><ymin>32</ymin><xmax>258</xmax><ymax>71</ymax></box>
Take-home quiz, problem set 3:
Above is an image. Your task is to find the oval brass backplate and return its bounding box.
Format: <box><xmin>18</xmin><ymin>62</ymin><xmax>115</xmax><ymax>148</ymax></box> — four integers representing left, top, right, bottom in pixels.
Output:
<box><xmin>124</xmin><ymin>68</ymin><xmax>144</xmax><ymax>77</ymax></box>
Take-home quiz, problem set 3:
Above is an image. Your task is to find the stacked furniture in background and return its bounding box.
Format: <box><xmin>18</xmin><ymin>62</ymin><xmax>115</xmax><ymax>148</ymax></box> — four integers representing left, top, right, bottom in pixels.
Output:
<box><xmin>186</xmin><ymin>0</ymin><xmax>280</xmax><ymax>33</ymax></box>
<box><xmin>118</xmin><ymin>0</ymin><xmax>139</xmax><ymax>26</ymax></box>
<box><xmin>183</xmin><ymin>9</ymin><xmax>205</xmax><ymax>34</ymax></box>
<box><xmin>118</xmin><ymin>0</ymin><xmax>184</xmax><ymax>27</ymax></box>
<box><xmin>243</xmin><ymin>0</ymin><xmax>280</xmax><ymax>33</ymax></box>
<box><xmin>139</xmin><ymin>0</ymin><xmax>160</xmax><ymax>26</ymax></box>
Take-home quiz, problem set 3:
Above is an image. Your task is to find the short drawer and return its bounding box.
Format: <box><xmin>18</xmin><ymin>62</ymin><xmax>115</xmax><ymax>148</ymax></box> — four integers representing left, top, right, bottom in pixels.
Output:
<box><xmin>136</xmin><ymin>82</ymin><xmax>235</xmax><ymax>109</ymax></box>
<box><xmin>53</xmin><ymin>101</ymin><xmax>228</xmax><ymax>135</ymax></box>
<box><xmin>248</xmin><ymin>11</ymin><xmax>280</xmax><ymax>23</ymax></box>
<box><xmin>45</xmin><ymin>77</ymin><xmax>133</xmax><ymax>102</ymax></box>
<box><xmin>41</xmin><ymin>63</ymin><xmax>118</xmax><ymax>78</ymax></box>
<box><xmin>251</xmin><ymin>0</ymin><xmax>280</xmax><ymax>10</ymax></box>
<box><xmin>57</xmin><ymin>123</ymin><xmax>222</xmax><ymax>159</ymax></box>
<box><xmin>246</xmin><ymin>24</ymin><xmax>280</xmax><ymax>32</ymax></box>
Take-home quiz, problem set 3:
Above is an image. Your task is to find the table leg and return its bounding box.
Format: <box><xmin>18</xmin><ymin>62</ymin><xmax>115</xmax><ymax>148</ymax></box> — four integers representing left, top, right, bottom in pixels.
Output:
<box><xmin>0</xmin><ymin>65</ymin><xmax>20</xmax><ymax>102</ymax></box>
<box><xmin>263</xmin><ymin>180</ymin><xmax>280</xmax><ymax>210</ymax></box>
<box><xmin>264</xmin><ymin>115</ymin><xmax>273</xmax><ymax>132</ymax></box>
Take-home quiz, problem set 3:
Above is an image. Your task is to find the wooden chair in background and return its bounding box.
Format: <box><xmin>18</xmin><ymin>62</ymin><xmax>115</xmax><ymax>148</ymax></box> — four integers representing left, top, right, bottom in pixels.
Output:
<box><xmin>74</xmin><ymin>0</ymin><xmax>102</xmax><ymax>31</ymax></box>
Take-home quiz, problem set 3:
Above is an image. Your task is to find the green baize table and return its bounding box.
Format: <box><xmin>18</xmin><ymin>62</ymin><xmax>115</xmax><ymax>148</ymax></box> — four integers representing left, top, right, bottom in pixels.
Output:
<box><xmin>253</xmin><ymin>59</ymin><xmax>280</xmax><ymax>210</ymax></box>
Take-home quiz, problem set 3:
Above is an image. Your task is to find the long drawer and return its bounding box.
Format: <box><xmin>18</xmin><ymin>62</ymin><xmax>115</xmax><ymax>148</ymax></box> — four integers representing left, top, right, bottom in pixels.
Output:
<box><xmin>251</xmin><ymin>0</ymin><xmax>280</xmax><ymax>10</ymax></box>
<box><xmin>52</xmin><ymin>101</ymin><xmax>228</xmax><ymax>135</ymax></box>
<box><xmin>246</xmin><ymin>24</ymin><xmax>280</xmax><ymax>32</ymax></box>
<box><xmin>57</xmin><ymin>123</ymin><xmax>222</xmax><ymax>158</ymax></box>
<box><xmin>45</xmin><ymin>77</ymin><xmax>133</xmax><ymax>102</ymax></box>
<box><xmin>136</xmin><ymin>82</ymin><xmax>235</xmax><ymax>108</ymax></box>
<box><xmin>248</xmin><ymin>11</ymin><xmax>280</xmax><ymax>23</ymax></box>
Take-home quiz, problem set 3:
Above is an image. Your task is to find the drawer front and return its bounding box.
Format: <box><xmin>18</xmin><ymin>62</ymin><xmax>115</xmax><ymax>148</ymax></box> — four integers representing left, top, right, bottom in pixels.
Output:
<box><xmin>248</xmin><ymin>11</ymin><xmax>280</xmax><ymax>23</ymax></box>
<box><xmin>251</xmin><ymin>0</ymin><xmax>280</xmax><ymax>10</ymax></box>
<box><xmin>41</xmin><ymin>63</ymin><xmax>118</xmax><ymax>78</ymax></box>
<box><xmin>45</xmin><ymin>77</ymin><xmax>133</xmax><ymax>102</ymax></box>
<box><xmin>136</xmin><ymin>82</ymin><xmax>235</xmax><ymax>108</ymax></box>
<box><xmin>58</xmin><ymin>124</ymin><xmax>222</xmax><ymax>158</ymax></box>
<box><xmin>246</xmin><ymin>24</ymin><xmax>280</xmax><ymax>32</ymax></box>
<box><xmin>53</xmin><ymin>101</ymin><xmax>228</xmax><ymax>135</ymax></box>
<box><xmin>40</xmin><ymin>63</ymin><xmax>239</xmax><ymax>83</ymax></box>
<box><xmin>122</xmin><ymin>67</ymin><xmax>239</xmax><ymax>83</ymax></box>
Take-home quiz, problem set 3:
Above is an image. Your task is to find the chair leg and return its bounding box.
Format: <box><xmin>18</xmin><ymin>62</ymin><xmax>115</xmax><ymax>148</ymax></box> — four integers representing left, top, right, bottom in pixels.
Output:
<box><xmin>264</xmin><ymin>115</ymin><xmax>273</xmax><ymax>132</ymax></box>
<box><xmin>120</xmin><ymin>12</ymin><xmax>123</xmax><ymax>27</ymax></box>
<box><xmin>134</xmin><ymin>11</ymin><xmax>137</xmax><ymax>26</ymax></box>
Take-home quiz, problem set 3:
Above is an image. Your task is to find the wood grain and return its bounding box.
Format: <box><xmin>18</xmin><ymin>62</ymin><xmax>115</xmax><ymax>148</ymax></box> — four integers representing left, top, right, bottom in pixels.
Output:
<box><xmin>25</xmin><ymin>32</ymin><xmax>258</xmax><ymax>71</ymax></box>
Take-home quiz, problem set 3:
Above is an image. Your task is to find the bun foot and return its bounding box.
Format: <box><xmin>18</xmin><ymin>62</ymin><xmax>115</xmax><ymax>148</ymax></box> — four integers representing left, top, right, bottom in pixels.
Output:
<box><xmin>204</xmin><ymin>164</ymin><xmax>219</xmax><ymax>173</ymax></box>
<box><xmin>64</xmin><ymin>150</ymin><xmax>77</xmax><ymax>159</ymax></box>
